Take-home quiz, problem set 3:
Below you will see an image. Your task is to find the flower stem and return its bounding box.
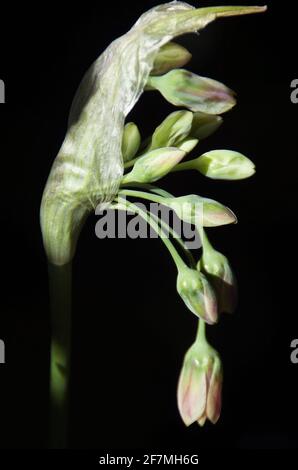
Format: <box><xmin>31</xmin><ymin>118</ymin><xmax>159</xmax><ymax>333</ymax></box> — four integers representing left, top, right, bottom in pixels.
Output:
<box><xmin>114</xmin><ymin>198</ymin><xmax>185</xmax><ymax>270</ymax></box>
<box><xmin>124</xmin><ymin>156</ymin><xmax>140</xmax><ymax>169</ymax></box>
<box><xmin>48</xmin><ymin>262</ymin><xmax>72</xmax><ymax>448</ymax></box>
<box><xmin>171</xmin><ymin>159</ymin><xmax>197</xmax><ymax>172</ymax></box>
<box><xmin>196</xmin><ymin>319</ymin><xmax>207</xmax><ymax>344</ymax></box>
<box><xmin>149</xmin><ymin>211</ymin><xmax>196</xmax><ymax>268</ymax></box>
<box><xmin>119</xmin><ymin>188</ymin><xmax>166</xmax><ymax>204</ymax></box>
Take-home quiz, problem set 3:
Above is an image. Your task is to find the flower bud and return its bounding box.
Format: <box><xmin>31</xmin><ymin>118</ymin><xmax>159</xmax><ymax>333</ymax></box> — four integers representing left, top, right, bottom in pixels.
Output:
<box><xmin>176</xmin><ymin>265</ymin><xmax>217</xmax><ymax>324</ymax></box>
<box><xmin>164</xmin><ymin>195</ymin><xmax>237</xmax><ymax>227</ymax></box>
<box><xmin>121</xmin><ymin>122</ymin><xmax>141</xmax><ymax>162</ymax></box>
<box><xmin>177</xmin><ymin>341</ymin><xmax>223</xmax><ymax>426</ymax></box>
<box><xmin>147</xmin><ymin>69</ymin><xmax>236</xmax><ymax>114</ymax></box>
<box><xmin>151</xmin><ymin>41</ymin><xmax>192</xmax><ymax>76</ymax></box>
<box><xmin>148</xmin><ymin>110</ymin><xmax>193</xmax><ymax>150</ymax></box>
<box><xmin>198</xmin><ymin>247</ymin><xmax>237</xmax><ymax>314</ymax></box>
<box><xmin>190</xmin><ymin>112</ymin><xmax>223</xmax><ymax>140</ymax></box>
<box><xmin>178</xmin><ymin>138</ymin><xmax>199</xmax><ymax>153</ymax></box>
<box><xmin>122</xmin><ymin>147</ymin><xmax>186</xmax><ymax>184</ymax></box>
<box><xmin>196</xmin><ymin>149</ymin><xmax>255</xmax><ymax>180</ymax></box>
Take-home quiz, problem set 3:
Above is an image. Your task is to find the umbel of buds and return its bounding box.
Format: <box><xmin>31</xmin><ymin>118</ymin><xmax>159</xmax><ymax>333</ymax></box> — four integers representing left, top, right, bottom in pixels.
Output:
<box><xmin>40</xmin><ymin>1</ymin><xmax>267</xmax><ymax>447</ymax></box>
<box><xmin>178</xmin><ymin>331</ymin><xmax>223</xmax><ymax>426</ymax></box>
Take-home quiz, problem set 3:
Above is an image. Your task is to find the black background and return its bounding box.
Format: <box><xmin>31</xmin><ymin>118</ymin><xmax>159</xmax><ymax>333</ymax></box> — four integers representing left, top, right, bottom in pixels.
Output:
<box><xmin>0</xmin><ymin>0</ymin><xmax>298</xmax><ymax>450</ymax></box>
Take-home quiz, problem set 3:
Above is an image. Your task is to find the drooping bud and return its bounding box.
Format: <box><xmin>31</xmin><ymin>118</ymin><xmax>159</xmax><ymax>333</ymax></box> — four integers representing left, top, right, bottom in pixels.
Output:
<box><xmin>164</xmin><ymin>194</ymin><xmax>237</xmax><ymax>227</ymax></box>
<box><xmin>177</xmin><ymin>340</ymin><xmax>223</xmax><ymax>426</ymax></box>
<box><xmin>122</xmin><ymin>147</ymin><xmax>186</xmax><ymax>184</ymax></box>
<box><xmin>151</xmin><ymin>41</ymin><xmax>192</xmax><ymax>76</ymax></box>
<box><xmin>121</xmin><ymin>122</ymin><xmax>141</xmax><ymax>163</ymax></box>
<box><xmin>148</xmin><ymin>110</ymin><xmax>193</xmax><ymax>150</ymax></box>
<box><xmin>198</xmin><ymin>234</ymin><xmax>237</xmax><ymax>313</ymax></box>
<box><xmin>190</xmin><ymin>112</ymin><xmax>223</xmax><ymax>140</ymax></box>
<box><xmin>147</xmin><ymin>69</ymin><xmax>236</xmax><ymax>114</ymax></box>
<box><xmin>196</xmin><ymin>149</ymin><xmax>255</xmax><ymax>180</ymax></box>
<box><xmin>176</xmin><ymin>265</ymin><xmax>217</xmax><ymax>324</ymax></box>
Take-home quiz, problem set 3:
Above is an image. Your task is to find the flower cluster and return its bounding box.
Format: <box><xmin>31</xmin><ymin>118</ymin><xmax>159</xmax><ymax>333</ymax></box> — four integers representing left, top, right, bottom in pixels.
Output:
<box><xmin>41</xmin><ymin>2</ymin><xmax>266</xmax><ymax>438</ymax></box>
<box><xmin>115</xmin><ymin>16</ymin><xmax>263</xmax><ymax>426</ymax></box>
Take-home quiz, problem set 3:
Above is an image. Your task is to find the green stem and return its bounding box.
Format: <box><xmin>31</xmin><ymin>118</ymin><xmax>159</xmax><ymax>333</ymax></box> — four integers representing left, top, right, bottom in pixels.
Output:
<box><xmin>124</xmin><ymin>156</ymin><xmax>139</xmax><ymax>170</ymax></box>
<box><xmin>146</xmin><ymin>75</ymin><xmax>160</xmax><ymax>91</ymax></box>
<box><xmin>115</xmin><ymin>198</ymin><xmax>185</xmax><ymax>270</ymax></box>
<box><xmin>48</xmin><ymin>262</ymin><xmax>72</xmax><ymax>448</ymax></box>
<box><xmin>149</xmin><ymin>212</ymin><xmax>196</xmax><ymax>268</ymax></box>
<box><xmin>120</xmin><ymin>182</ymin><xmax>172</xmax><ymax>197</ymax></box>
<box><xmin>197</xmin><ymin>225</ymin><xmax>213</xmax><ymax>254</ymax></box>
<box><xmin>171</xmin><ymin>159</ymin><xmax>197</xmax><ymax>172</ymax></box>
<box><xmin>119</xmin><ymin>188</ymin><xmax>165</xmax><ymax>205</ymax></box>
<box><xmin>118</xmin><ymin>187</ymin><xmax>196</xmax><ymax>267</ymax></box>
<box><xmin>196</xmin><ymin>318</ymin><xmax>207</xmax><ymax>344</ymax></box>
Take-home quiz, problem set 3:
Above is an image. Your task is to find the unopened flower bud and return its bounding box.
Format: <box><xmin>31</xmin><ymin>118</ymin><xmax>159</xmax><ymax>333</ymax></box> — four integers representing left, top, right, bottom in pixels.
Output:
<box><xmin>151</xmin><ymin>41</ymin><xmax>192</xmax><ymax>76</ymax></box>
<box><xmin>198</xmin><ymin>240</ymin><xmax>237</xmax><ymax>313</ymax></box>
<box><xmin>122</xmin><ymin>122</ymin><xmax>141</xmax><ymax>162</ymax></box>
<box><xmin>164</xmin><ymin>195</ymin><xmax>237</xmax><ymax>227</ymax></box>
<box><xmin>196</xmin><ymin>149</ymin><xmax>255</xmax><ymax>180</ymax></box>
<box><xmin>190</xmin><ymin>112</ymin><xmax>223</xmax><ymax>140</ymax></box>
<box><xmin>148</xmin><ymin>110</ymin><xmax>193</xmax><ymax>150</ymax></box>
<box><xmin>177</xmin><ymin>341</ymin><xmax>223</xmax><ymax>426</ymax></box>
<box><xmin>122</xmin><ymin>147</ymin><xmax>186</xmax><ymax>184</ymax></box>
<box><xmin>177</xmin><ymin>265</ymin><xmax>217</xmax><ymax>324</ymax></box>
<box><xmin>147</xmin><ymin>69</ymin><xmax>236</xmax><ymax>114</ymax></box>
<box><xmin>178</xmin><ymin>138</ymin><xmax>199</xmax><ymax>153</ymax></box>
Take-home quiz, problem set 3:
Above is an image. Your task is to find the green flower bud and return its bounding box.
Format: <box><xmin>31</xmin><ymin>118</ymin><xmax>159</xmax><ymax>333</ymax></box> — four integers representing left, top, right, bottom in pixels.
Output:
<box><xmin>164</xmin><ymin>195</ymin><xmax>237</xmax><ymax>227</ymax></box>
<box><xmin>198</xmin><ymin>247</ymin><xmax>237</xmax><ymax>314</ymax></box>
<box><xmin>147</xmin><ymin>69</ymin><xmax>236</xmax><ymax>114</ymax></box>
<box><xmin>178</xmin><ymin>340</ymin><xmax>222</xmax><ymax>426</ymax></box>
<box><xmin>122</xmin><ymin>147</ymin><xmax>186</xmax><ymax>184</ymax></box>
<box><xmin>148</xmin><ymin>110</ymin><xmax>193</xmax><ymax>150</ymax></box>
<box><xmin>178</xmin><ymin>138</ymin><xmax>199</xmax><ymax>153</ymax></box>
<box><xmin>177</xmin><ymin>265</ymin><xmax>218</xmax><ymax>324</ymax></box>
<box><xmin>151</xmin><ymin>41</ymin><xmax>192</xmax><ymax>76</ymax></box>
<box><xmin>190</xmin><ymin>112</ymin><xmax>223</xmax><ymax>140</ymax></box>
<box><xmin>121</xmin><ymin>122</ymin><xmax>141</xmax><ymax>162</ymax></box>
<box><xmin>196</xmin><ymin>149</ymin><xmax>255</xmax><ymax>180</ymax></box>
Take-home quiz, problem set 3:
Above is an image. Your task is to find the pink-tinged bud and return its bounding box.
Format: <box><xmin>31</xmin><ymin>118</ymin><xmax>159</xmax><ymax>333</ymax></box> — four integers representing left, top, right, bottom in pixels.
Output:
<box><xmin>147</xmin><ymin>69</ymin><xmax>236</xmax><ymax>114</ymax></box>
<box><xmin>198</xmin><ymin>248</ymin><xmax>237</xmax><ymax>314</ymax></box>
<box><xmin>177</xmin><ymin>342</ymin><xmax>223</xmax><ymax>427</ymax></box>
<box><xmin>202</xmin><ymin>198</ymin><xmax>237</xmax><ymax>227</ymax></box>
<box><xmin>164</xmin><ymin>194</ymin><xmax>237</xmax><ymax>227</ymax></box>
<box><xmin>176</xmin><ymin>265</ymin><xmax>218</xmax><ymax>324</ymax></box>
